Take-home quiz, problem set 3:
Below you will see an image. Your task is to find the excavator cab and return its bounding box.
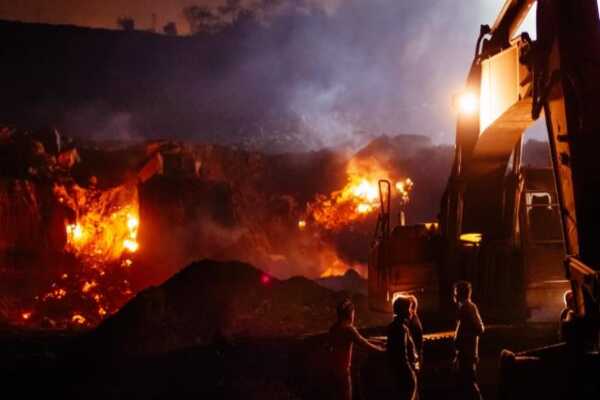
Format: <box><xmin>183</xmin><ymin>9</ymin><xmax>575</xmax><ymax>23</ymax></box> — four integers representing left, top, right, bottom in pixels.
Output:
<box><xmin>368</xmin><ymin>180</ymin><xmax>439</xmax><ymax>313</ymax></box>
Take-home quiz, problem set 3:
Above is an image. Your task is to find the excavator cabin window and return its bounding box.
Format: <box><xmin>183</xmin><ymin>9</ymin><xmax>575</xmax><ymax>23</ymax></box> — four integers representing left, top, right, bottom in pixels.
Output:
<box><xmin>525</xmin><ymin>192</ymin><xmax>562</xmax><ymax>243</ymax></box>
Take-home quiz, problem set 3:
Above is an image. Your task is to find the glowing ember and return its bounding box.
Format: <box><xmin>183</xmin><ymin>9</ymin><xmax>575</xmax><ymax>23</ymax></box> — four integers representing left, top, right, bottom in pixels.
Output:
<box><xmin>297</xmin><ymin>220</ymin><xmax>307</xmax><ymax>230</ymax></box>
<box><xmin>21</xmin><ymin>312</ymin><xmax>31</xmax><ymax>320</ymax></box>
<box><xmin>82</xmin><ymin>281</ymin><xmax>97</xmax><ymax>293</ymax></box>
<box><xmin>71</xmin><ymin>314</ymin><xmax>86</xmax><ymax>325</ymax></box>
<box><xmin>43</xmin><ymin>288</ymin><xmax>67</xmax><ymax>301</ymax></box>
<box><xmin>260</xmin><ymin>274</ymin><xmax>271</xmax><ymax>285</ymax></box>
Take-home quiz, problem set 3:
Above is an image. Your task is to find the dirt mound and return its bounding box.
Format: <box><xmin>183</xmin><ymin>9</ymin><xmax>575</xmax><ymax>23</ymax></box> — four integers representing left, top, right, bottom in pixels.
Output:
<box><xmin>316</xmin><ymin>268</ymin><xmax>368</xmax><ymax>294</ymax></box>
<box><xmin>87</xmin><ymin>259</ymin><xmax>387</xmax><ymax>356</ymax></box>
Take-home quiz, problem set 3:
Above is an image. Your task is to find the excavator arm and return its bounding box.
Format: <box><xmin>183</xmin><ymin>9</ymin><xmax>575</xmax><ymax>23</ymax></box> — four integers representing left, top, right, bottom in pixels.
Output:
<box><xmin>448</xmin><ymin>0</ymin><xmax>600</xmax><ymax>324</ymax></box>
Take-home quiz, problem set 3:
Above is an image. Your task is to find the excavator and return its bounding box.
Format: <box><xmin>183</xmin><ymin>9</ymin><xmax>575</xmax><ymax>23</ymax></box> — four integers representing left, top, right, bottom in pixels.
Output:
<box><xmin>370</xmin><ymin>0</ymin><xmax>600</xmax><ymax>396</ymax></box>
<box><xmin>439</xmin><ymin>0</ymin><xmax>600</xmax><ymax>324</ymax></box>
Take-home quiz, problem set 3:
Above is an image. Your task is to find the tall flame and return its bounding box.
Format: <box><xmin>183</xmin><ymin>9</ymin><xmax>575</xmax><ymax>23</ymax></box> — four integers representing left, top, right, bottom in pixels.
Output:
<box><xmin>305</xmin><ymin>158</ymin><xmax>413</xmax><ymax>230</ymax></box>
<box><xmin>59</xmin><ymin>183</ymin><xmax>140</xmax><ymax>263</ymax></box>
<box><xmin>22</xmin><ymin>183</ymin><xmax>143</xmax><ymax>328</ymax></box>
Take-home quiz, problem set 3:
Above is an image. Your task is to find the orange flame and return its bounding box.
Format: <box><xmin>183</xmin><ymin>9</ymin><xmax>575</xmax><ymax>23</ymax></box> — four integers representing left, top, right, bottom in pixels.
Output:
<box><xmin>314</xmin><ymin>244</ymin><xmax>367</xmax><ymax>278</ymax></box>
<box><xmin>71</xmin><ymin>314</ymin><xmax>86</xmax><ymax>325</ymax></box>
<box><xmin>306</xmin><ymin>158</ymin><xmax>412</xmax><ymax>230</ymax></box>
<box><xmin>22</xmin><ymin>183</ymin><xmax>144</xmax><ymax>328</ymax></box>
<box><xmin>396</xmin><ymin>178</ymin><xmax>414</xmax><ymax>205</ymax></box>
<box><xmin>56</xmin><ymin>183</ymin><xmax>140</xmax><ymax>263</ymax></box>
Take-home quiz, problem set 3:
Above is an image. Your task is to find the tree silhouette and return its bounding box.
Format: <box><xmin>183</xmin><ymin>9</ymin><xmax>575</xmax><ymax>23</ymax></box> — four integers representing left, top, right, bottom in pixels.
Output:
<box><xmin>117</xmin><ymin>17</ymin><xmax>136</xmax><ymax>31</ymax></box>
<box><xmin>184</xmin><ymin>0</ymin><xmax>263</xmax><ymax>35</ymax></box>
<box><xmin>183</xmin><ymin>6</ymin><xmax>224</xmax><ymax>35</ymax></box>
<box><xmin>163</xmin><ymin>22</ymin><xmax>178</xmax><ymax>36</ymax></box>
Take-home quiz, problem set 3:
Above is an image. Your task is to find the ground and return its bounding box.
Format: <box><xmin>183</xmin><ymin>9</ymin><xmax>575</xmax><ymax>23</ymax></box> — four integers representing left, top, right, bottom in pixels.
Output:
<box><xmin>0</xmin><ymin>322</ymin><xmax>559</xmax><ymax>399</ymax></box>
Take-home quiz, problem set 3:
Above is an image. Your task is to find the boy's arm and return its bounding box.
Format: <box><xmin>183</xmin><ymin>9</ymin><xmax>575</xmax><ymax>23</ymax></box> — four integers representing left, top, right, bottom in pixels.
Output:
<box><xmin>350</xmin><ymin>327</ymin><xmax>385</xmax><ymax>352</ymax></box>
<box><xmin>470</xmin><ymin>303</ymin><xmax>485</xmax><ymax>335</ymax></box>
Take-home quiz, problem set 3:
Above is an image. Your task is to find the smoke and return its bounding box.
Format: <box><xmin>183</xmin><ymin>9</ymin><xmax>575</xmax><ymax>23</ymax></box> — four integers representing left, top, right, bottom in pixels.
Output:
<box><xmin>194</xmin><ymin>0</ymin><xmax>519</xmax><ymax>149</ymax></box>
<box><xmin>1</xmin><ymin>0</ymin><xmax>520</xmax><ymax>152</ymax></box>
<box><xmin>59</xmin><ymin>103</ymin><xmax>143</xmax><ymax>142</ymax></box>
<box><xmin>132</xmin><ymin>134</ymin><xmax>454</xmax><ymax>283</ymax></box>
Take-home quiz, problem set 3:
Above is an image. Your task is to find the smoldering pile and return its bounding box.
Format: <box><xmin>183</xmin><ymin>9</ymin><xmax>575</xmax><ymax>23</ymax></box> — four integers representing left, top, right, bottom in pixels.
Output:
<box><xmin>85</xmin><ymin>259</ymin><xmax>387</xmax><ymax>357</ymax></box>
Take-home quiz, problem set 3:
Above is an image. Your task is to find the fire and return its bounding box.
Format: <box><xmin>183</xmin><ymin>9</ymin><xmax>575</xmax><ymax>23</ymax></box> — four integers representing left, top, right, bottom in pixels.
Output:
<box><xmin>67</xmin><ymin>223</ymin><xmax>84</xmax><ymax>241</ymax></box>
<box><xmin>82</xmin><ymin>281</ymin><xmax>97</xmax><ymax>293</ymax></box>
<box><xmin>396</xmin><ymin>178</ymin><xmax>414</xmax><ymax>204</ymax></box>
<box><xmin>71</xmin><ymin>314</ymin><xmax>86</xmax><ymax>325</ymax></box>
<box><xmin>306</xmin><ymin>158</ymin><xmax>413</xmax><ymax>230</ymax></box>
<box><xmin>123</xmin><ymin>239</ymin><xmax>139</xmax><ymax>252</ymax></box>
<box><xmin>316</xmin><ymin>245</ymin><xmax>367</xmax><ymax>278</ymax></box>
<box><xmin>353</xmin><ymin>179</ymin><xmax>379</xmax><ymax>203</ymax></box>
<box><xmin>356</xmin><ymin>203</ymin><xmax>373</xmax><ymax>214</ymax></box>
<box><xmin>43</xmin><ymin>288</ymin><xmax>67</xmax><ymax>301</ymax></box>
<box><xmin>19</xmin><ymin>182</ymin><xmax>143</xmax><ymax>329</ymax></box>
<box><xmin>56</xmin><ymin>183</ymin><xmax>140</xmax><ymax>263</ymax></box>
<box><xmin>127</xmin><ymin>214</ymin><xmax>139</xmax><ymax>230</ymax></box>
<box><xmin>297</xmin><ymin>220</ymin><xmax>307</xmax><ymax>230</ymax></box>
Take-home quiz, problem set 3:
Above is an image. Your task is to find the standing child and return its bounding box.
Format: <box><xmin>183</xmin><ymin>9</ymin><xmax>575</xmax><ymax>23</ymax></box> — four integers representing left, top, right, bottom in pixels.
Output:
<box><xmin>453</xmin><ymin>281</ymin><xmax>485</xmax><ymax>400</ymax></box>
<box><xmin>387</xmin><ymin>296</ymin><xmax>418</xmax><ymax>400</ymax></box>
<box><xmin>328</xmin><ymin>299</ymin><xmax>385</xmax><ymax>400</ymax></box>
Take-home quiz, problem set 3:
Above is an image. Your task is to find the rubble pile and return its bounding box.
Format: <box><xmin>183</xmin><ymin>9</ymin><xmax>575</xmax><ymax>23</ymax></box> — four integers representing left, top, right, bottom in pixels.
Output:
<box><xmin>88</xmin><ymin>259</ymin><xmax>387</xmax><ymax>356</ymax></box>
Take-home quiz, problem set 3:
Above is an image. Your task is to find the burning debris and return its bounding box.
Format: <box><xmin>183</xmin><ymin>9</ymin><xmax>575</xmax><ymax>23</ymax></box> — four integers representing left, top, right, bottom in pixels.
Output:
<box><xmin>55</xmin><ymin>182</ymin><xmax>140</xmax><ymax>264</ymax></box>
<box><xmin>0</xmin><ymin>127</ymin><xmax>156</xmax><ymax>329</ymax></box>
<box><xmin>304</xmin><ymin>157</ymin><xmax>413</xmax><ymax>231</ymax></box>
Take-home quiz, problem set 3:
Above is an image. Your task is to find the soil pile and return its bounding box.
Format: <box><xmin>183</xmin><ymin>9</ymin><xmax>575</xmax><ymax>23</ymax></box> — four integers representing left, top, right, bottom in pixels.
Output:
<box><xmin>88</xmin><ymin>259</ymin><xmax>387</xmax><ymax>356</ymax></box>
